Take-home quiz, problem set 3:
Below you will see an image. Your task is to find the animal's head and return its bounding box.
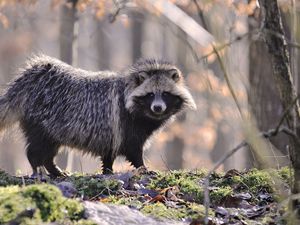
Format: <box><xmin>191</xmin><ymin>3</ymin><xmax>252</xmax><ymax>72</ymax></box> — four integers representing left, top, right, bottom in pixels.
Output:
<box><xmin>125</xmin><ymin>59</ymin><xmax>196</xmax><ymax>120</ymax></box>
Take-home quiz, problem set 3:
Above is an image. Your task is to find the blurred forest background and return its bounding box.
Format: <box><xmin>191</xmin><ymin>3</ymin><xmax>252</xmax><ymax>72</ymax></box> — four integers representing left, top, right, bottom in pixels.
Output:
<box><xmin>0</xmin><ymin>0</ymin><xmax>298</xmax><ymax>175</ymax></box>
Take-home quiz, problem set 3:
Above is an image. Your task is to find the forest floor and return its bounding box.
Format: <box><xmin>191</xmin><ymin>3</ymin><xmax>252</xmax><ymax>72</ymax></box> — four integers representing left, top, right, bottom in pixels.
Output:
<box><xmin>0</xmin><ymin>167</ymin><xmax>294</xmax><ymax>225</ymax></box>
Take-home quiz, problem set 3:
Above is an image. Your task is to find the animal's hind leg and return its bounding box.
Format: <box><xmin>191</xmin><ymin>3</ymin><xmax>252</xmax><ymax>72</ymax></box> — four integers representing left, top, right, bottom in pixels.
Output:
<box><xmin>26</xmin><ymin>135</ymin><xmax>64</xmax><ymax>177</ymax></box>
<box><xmin>44</xmin><ymin>157</ymin><xmax>65</xmax><ymax>177</ymax></box>
<box><xmin>23</xmin><ymin>122</ymin><xmax>64</xmax><ymax>177</ymax></box>
<box><xmin>26</xmin><ymin>143</ymin><xmax>44</xmax><ymax>177</ymax></box>
<box><xmin>43</xmin><ymin>146</ymin><xmax>66</xmax><ymax>178</ymax></box>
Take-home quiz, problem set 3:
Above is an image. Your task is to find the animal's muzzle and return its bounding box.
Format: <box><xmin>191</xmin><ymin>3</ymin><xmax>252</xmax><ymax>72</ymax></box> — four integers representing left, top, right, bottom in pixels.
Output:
<box><xmin>151</xmin><ymin>93</ymin><xmax>166</xmax><ymax>114</ymax></box>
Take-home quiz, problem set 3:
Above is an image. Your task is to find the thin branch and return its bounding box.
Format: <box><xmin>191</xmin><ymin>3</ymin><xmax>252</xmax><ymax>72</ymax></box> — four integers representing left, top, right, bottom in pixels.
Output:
<box><xmin>108</xmin><ymin>0</ymin><xmax>127</xmax><ymax>23</ymax></box>
<box><xmin>193</xmin><ymin>27</ymin><xmax>300</xmax><ymax>63</ymax></box>
<box><xmin>204</xmin><ymin>95</ymin><xmax>299</xmax><ymax>224</ymax></box>
<box><xmin>201</xmin><ymin>32</ymin><xmax>251</xmax><ymax>60</ymax></box>
<box><xmin>288</xmin><ymin>41</ymin><xmax>300</xmax><ymax>49</ymax></box>
<box><xmin>213</xmin><ymin>45</ymin><xmax>243</xmax><ymax>117</ymax></box>
<box><xmin>203</xmin><ymin>122</ymin><xmax>300</xmax><ymax>224</ymax></box>
<box><xmin>192</xmin><ymin>0</ymin><xmax>209</xmax><ymax>30</ymax></box>
<box><xmin>273</xmin><ymin>96</ymin><xmax>299</xmax><ymax>135</ymax></box>
<box><xmin>208</xmin><ymin>141</ymin><xmax>247</xmax><ymax>178</ymax></box>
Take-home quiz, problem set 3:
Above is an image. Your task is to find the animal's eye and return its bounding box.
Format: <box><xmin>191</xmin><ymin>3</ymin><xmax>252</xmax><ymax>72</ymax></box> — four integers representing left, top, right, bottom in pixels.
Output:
<box><xmin>162</xmin><ymin>92</ymin><xmax>169</xmax><ymax>97</ymax></box>
<box><xmin>148</xmin><ymin>93</ymin><xmax>155</xmax><ymax>98</ymax></box>
<box><xmin>170</xmin><ymin>70</ymin><xmax>180</xmax><ymax>82</ymax></box>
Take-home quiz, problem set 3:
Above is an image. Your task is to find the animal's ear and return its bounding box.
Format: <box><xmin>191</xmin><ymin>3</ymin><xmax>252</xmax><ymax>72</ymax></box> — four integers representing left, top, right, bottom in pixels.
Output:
<box><xmin>169</xmin><ymin>69</ymin><xmax>180</xmax><ymax>82</ymax></box>
<box><xmin>135</xmin><ymin>71</ymin><xmax>148</xmax><ymax>85</ymax></box>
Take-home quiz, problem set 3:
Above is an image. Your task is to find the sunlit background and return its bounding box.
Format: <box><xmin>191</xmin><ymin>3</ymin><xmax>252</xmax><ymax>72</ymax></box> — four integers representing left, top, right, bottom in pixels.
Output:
<box><xmin>0</xmin><ymin>0</ymin><xmax>294</xmax><ymax>175</ymax></box>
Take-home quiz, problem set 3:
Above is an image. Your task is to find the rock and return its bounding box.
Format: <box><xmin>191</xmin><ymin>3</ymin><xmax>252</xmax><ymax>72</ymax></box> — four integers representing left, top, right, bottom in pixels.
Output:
<box><xmin>84</xmin><ymin>201</ymin><xmax>187</xmax><ymax>225</ymax></box>
<box><xmin>56</xmin><ymin>181</ymin><xmax>77</xmax><ymax>198</ymax></box>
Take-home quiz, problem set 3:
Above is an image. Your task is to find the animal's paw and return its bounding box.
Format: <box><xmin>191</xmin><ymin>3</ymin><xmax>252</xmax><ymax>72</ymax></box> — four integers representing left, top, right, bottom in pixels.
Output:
<box><xmin>29</xmin><ymin>171</ymin><xmax>48</xmax><ymax>182</ymax></box>
<box><xmin>134</xmin><ymin>166</ymin><xmax>157</xmax><ymax>176</ymax></box>
<box><xmin>49</xmin><ymin>171</ymin><xmax>69</xmax><ymax>179</ymax></box>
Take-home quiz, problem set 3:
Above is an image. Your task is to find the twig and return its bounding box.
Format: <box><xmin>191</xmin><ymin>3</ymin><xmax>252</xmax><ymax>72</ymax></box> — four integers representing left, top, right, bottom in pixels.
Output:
<box><xmin>213</xmin><ymin>45</ymin><xmax>243</xmax><ymax>118</ymax></box>
<box><xmin>193</xmin><ymin>0</ymin><xmax>245</xmax><ymax>118</ymax></box>
<box><xmin>203</xmin><ymin>140</ymin><xmax>247</xmax><ymax>224</ymax></box>
<box><xmin>203</xmin><ymin>124</ymin><xmax>300</xmax><ymax>224</ymax></box>
<box><xmin>288</xmin><ymin>41</ymin><xmax>300</xmax><ymax>49</ymax></box>
<box><xmin>158</xmin><ymin>1</ymin><xmax>300</xmax><ymax>65</ymax></box>
<box><xmin>203</xmin><ymin>177</ymin><xmax>210</xmax><ymax>224</ymax></box>
<box><xmin>201</xmin><ymin>32</ymin><xmax>251</xmax><ymax>60</ymax></box>
<box><xmin>21</xmin><ymin>176</ymin><xmax>26</xmax><ymax>187</ymax></box>
<box><xmin>108</xmin><ymin>0</ymin><xmax>127</xmax><ymax>23</ymax></box>
<box><xmin>203</xmin><ymin>140</ymin><xmax>247</xmax><ymax>223</ymax></box>
<box><xmin>192</xmin><ymin>0</ymin><xmax>209</xmax><ymax>30</ymax></box>
<box><xmin>281</xmin><ymin>127</ymin><xmax>300</xmax><ymax>145</ymax></box>
<box><xmin>208</xmin><ymin>141</ymin><xmax>247</xmax><ymax>178</ymax></box>
<box><xmin>273</xmin><ymin>96</ymin><xmax>299</xmax><ymax>135</ymax></box>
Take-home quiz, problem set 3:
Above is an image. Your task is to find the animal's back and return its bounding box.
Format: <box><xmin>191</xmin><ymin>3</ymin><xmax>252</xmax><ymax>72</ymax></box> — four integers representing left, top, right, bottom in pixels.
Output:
<box><xmin>2</xmin><ymin>55</ymin><xmax>123</xmax><ymax>152</ymax></box>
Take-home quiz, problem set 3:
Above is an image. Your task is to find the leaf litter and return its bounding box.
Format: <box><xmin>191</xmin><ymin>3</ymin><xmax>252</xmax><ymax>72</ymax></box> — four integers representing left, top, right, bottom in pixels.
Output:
<box><xmin>0</xmin><ymin>166</ymin><xmax>293</xmax><ymax>224</ymax></box>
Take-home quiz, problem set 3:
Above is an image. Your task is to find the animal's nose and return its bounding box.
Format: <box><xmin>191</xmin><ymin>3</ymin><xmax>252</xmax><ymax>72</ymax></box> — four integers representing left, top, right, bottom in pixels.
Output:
<box><xmin>153</xmin><ymin>105</ymin><xmax>163</xmax><ymax>113</ymax></box>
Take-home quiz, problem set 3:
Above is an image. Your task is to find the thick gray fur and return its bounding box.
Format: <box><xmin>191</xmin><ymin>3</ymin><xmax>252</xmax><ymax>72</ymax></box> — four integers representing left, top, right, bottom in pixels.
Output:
<box><xmin>0</xmin><ymin>55</ymin><xmax>196</xmax><ymax>176</ymax></box>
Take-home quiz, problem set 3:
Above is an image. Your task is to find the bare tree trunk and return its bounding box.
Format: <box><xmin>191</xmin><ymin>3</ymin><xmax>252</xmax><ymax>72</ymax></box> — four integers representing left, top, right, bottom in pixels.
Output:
<box><xmin>258</xmin><ymin>0</ymin><xmax>300</xmax><ymax>196</ymax></box>
<box><xmin>96</xmin><ymin>21</ymin><xmax>110</xmax><ymax>70</ymax></box>
<box><xmin>248</xmin><ymin>16</ymin><xmax>289</xmax><ymax>168</ymax></box>
<box><xmin>131</xmin><ymin>11</ymin><xmax>144</xmax><ymax>62</ymax></box>
<box><xmin>59</xmin><ymin>0</ymin><xmax>78</xmax><ymax>65</ymax></box>
<box><xmin>56</xmin><ymin>0</ymin><xmax>79</xmax><ymax>171</ymax></box>
<box><xmin>165</xmin><ymin>28</ymin><xmax>186</xmax><ymax>170</ymax></box>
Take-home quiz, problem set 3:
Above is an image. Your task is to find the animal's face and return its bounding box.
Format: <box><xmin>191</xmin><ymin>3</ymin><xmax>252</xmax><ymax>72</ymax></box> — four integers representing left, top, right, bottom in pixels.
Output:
<box><xmin>133</xmin><ymin>70</ymin><xmax>184</xmax><ymax>120</ymax></box>
<box><xmin>125</xmin><ymin>60</ymin><xmax>196</xmax><ymax>120</ymax></box>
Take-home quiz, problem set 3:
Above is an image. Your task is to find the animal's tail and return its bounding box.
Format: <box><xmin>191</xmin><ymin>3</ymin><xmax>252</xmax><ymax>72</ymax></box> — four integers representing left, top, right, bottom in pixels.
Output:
<box><xmin>0</xmin><ymin>54</ymin><xmax>57</xmax><ymax>132</ymax></box>
<box><xmin>0</xmin><ymin>94</ymin><xmax>20</xmax><ymax>132</ymax></box>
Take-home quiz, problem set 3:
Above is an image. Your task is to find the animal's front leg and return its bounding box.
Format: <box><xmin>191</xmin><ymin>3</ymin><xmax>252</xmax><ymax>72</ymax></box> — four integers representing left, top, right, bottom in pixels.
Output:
<box><xmin>126</xmin><ymin>148</ymin><xmax>145</xmax><ymax>169</ymax></box>
<box><xmin>102</xmin><ymin>155</ymin><xmax>114</xmax><ymax>174</ymax></box>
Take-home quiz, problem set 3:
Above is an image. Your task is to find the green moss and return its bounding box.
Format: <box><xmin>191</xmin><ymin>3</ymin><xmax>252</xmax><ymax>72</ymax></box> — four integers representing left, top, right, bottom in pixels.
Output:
<box><xmin>0</xmin><ymin>168</ymin><xmax>290</xmax><ymax>224</ymax></box>
<box><xmin>0</xmin><ymin>184</ymin><xmax>87</xmax><ymax>224</ymax></box>
<box><xmin>106</xmin><ymin>194</ymin><xmax>208</xmax><ymax>220</ymax></box>
<box><xmin>0</xmin><ymin>170</ymin><xmax>25</xmax><ymax>186</ymax></box>
<box><xmin>188</xmin><ymin>203</ymin><xmax>213</xmax><ymax>219</ymax></box>
<box><xmin>148</xmin><ymin>170</ymin><xmax>205</xmax><ymax>203</ymax></box>
<box><xmin>141</xmin><ymin>202</ymin><xmax>186</xmax><ymax>220</ymax></box>
<box><xmin>0</xmin><ymin>170</ymin><xmax>39</xmax><ymax>187</ymax></box>
<box><xmin>67</xmin><ymin>175</ymin><xmax>121</xmax><ymax>199</ymax></box>
<box><xmin>277</xmin><ymin>166</ymin><xmax>293</xmax><ymax>184</ymax></box>
<box><xmin>141</xmin><ymin>202</ymin><xmax>208</xmax><ymax>220</ymax></box>
<box><xmin>231</xmin><ymin>175</ymin><xmax>242</xmax><ymax>184</ymax></box>
<box><xmin>75</xmin><ymin>220</ymin><xmax>98</xmax><ymax>225</ymax></box>
<box><xmin>210</xmin><ymin>186</ymin><xmax>233</xmax><ymax>204</ymax></box>
<box><xmin>242</xmin><ymin>169</ymin><xmax>273</xmax><ymax>192</ymax></box>
<box><xmin>211</xmin><ymin>168</ymin><xmax>276</xmax><ymax>196</ymax></box>
<box><xmin>107</xmin><ymin>195</ymin><xmax>144</xmax><ymax>209</ymax></box>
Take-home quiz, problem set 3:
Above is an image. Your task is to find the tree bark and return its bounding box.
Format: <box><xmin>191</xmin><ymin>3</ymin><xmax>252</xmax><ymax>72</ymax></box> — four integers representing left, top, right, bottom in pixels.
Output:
<box><xmin>258</xmin><ymin>0</ymin><xmax>300</xmax><ymax>195</ymax></box>
<box><xmin>165</xmin><ymin>28</ymin><xmax>186</xmax><ymax>170</ymax></box>
<box><xmin>248</xmin><ymin>16</ymin><xmax>288</xmax><ymax>168</ymax></box>
<box><xmin>59</xmin><ymin>0</ymin><xmax>78</xmax><ymax>65</ymax></box>
<box><xmin>96</xmin><ymin>21</ymin><xmax>110</xmax><ymax>70</ymax></box>
<box><xmin>131</xmin><ymin>11</ymin><xmax>144</xmax><ymax>62</ymax></box>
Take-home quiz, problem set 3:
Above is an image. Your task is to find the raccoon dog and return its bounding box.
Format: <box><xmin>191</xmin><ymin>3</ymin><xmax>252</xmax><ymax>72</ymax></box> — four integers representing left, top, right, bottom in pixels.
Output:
<box><xmin>0</xmin><ymin>55</ymin><xmax>196</xmax><ymax>176</ymax></box>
